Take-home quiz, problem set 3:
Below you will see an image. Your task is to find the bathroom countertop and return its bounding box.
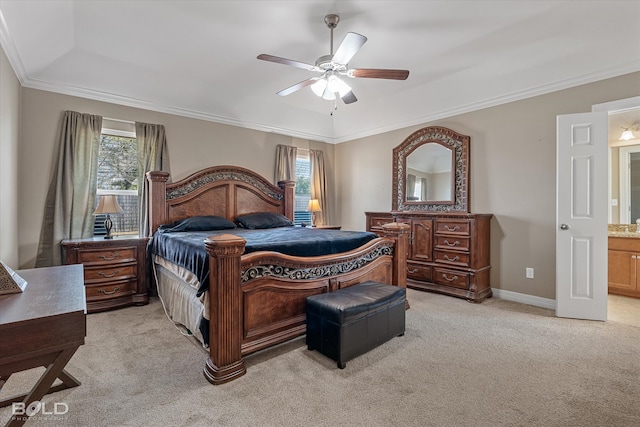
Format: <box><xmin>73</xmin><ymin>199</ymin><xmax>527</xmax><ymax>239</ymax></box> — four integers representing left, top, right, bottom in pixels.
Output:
<box><xmin>608</xmin><ymin>231</ymin><xmax>640</xmax><ymax>238</ymax></box>
<box><xmin>609</xmin><ymin>224</ymin><xmax>640</xmax><ymax>238</ymax></box>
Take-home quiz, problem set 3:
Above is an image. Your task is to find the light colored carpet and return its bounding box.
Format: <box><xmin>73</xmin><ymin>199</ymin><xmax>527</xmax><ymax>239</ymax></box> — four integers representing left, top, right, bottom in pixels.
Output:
<box><xmin>2</xmin><ymin>289</ymin><xmax>640</xmax><ymax>427</ymax></box>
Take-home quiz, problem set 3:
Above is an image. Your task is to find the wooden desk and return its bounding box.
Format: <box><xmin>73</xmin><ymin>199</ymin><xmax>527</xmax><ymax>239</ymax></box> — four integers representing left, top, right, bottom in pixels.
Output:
<box><xmin>0</xmin><ymin>265</ymin><xmax>86</xmax><ymax>427</ymax></box>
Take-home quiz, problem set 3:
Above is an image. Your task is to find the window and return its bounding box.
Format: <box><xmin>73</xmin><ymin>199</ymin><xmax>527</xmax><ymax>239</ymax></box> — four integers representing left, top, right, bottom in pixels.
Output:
<box><xmin>413</xmin><ymin>179</ymin><xmax>423</xmax><ymax>199</ymax></box>
<box><xmin>294</xmin><ymin>150</ymin><xmax>312</xmax><ymax>226</ymax></box>
<box><xmin>94</xmin><ymin>129</ymin><xmax>139</xmax><ymax>236</ymax></box>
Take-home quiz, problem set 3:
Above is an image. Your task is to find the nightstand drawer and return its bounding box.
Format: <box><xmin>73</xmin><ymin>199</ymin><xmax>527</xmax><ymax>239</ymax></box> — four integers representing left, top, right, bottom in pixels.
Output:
<box><xmin>79</xmin><ymin>248</ymin><xmax>136</xmax><ymax>264</ymax></box>
<box><xmin>84</xmin><ymin>263</ymin><xmax>137</xmax><ymax>283</ymax></box>
<box><xmin>85</xmin><ymin>279</ymin><xmax>136</xmax><ymax>300</ymax></box>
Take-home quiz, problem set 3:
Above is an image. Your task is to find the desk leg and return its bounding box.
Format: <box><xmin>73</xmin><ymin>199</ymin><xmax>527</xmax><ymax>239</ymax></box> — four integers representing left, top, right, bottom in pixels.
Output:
<box><xmin>2</xmin><ymin>346</ymin><xmax>80</xmax><ymax>427</ymax></box>
<box><xmin>0</xmin><ymin>376</ymin><xmax>9</xmax><ymax>393</ymax></box>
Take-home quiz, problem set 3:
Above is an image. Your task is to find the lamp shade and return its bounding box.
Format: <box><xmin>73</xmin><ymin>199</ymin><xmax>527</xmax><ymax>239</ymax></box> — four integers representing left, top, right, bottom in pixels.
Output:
<box><xmin>307</xmin><ymin>199</ymin><xmax>321</xmax><ymax>212</ymax></box>
<box><xmin>94</xmin><ymin>194</ymin><xmax>124</xmax><ymax>215</ymax></box>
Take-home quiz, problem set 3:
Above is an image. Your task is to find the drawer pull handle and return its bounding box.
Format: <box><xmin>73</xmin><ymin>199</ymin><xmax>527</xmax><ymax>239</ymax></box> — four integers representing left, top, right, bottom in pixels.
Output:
<box><xmin>408</xmin><ymin>268</ymin><xmax>418</xmax><ymax>273</ymax></box>
<box><xmin>98</xmin><ymin>252</ymin><xmax>121</xmax><ymax>261</ymax></box>
<box><xmin>444</xmin><ymin>255</ymin><xmax>460</xmax><ymax>262</ymax></box>
<box><xmin>444</xmin><ymin>225</ymin><xmax>460</xmax><ymax>231</ymax></box>
<box><xmin>98</xmin><ymin>286</ymin><xmax>120</xmax><ymax>295</ymax></box>
<box><xmin>442</xmin><ymin>274</ymin><xmax>459</xmax><ymax>282</ymax></box>
<box><xmin>98</xmin><ymin>270</ymin><xmax>120</xmax><ymax>278</ymax></box>
<box><xmin>444</xmin><ymin>240</ymin><xmax>460</xmax><ymax>247</ymax></box>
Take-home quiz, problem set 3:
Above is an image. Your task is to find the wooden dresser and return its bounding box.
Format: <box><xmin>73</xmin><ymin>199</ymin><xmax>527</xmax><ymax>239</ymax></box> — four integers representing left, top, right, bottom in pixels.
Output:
<box><xmin>366</xmin><ymin>212</ymin><xmax>492</xmax><ymax>302</ymax></box>
<box><xmin>61</xmin><ymin>236</ymin><xmax>149</xmax><ymax>313</ymax></box>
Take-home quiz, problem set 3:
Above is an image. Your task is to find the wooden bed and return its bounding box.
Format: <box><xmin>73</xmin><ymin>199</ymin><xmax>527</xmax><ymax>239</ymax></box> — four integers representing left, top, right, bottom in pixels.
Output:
<box><xmin>147</xmin><ymin>165</ymin><xmax>409</xmax><ymax>384</ymax></box>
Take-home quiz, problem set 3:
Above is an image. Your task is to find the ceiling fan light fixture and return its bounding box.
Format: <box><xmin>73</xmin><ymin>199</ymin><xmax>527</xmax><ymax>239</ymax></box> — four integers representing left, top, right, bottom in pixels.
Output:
<box><xmin>311</xmin><ymin>78</ymin><xmax>328</xmax><ymax>97</ymax></box>
<box><xmin>321</xmin><ymin>86</ymin><xmax>336</xmax><ymax>100</ymax></box>
<box><xmin>327</xmin><ymin>74</ymin><xmax>351</xmax><ymax>97</ymax></box>
<box><xmin>257</xmin><ymin>13</ymin><xmax>409</xmax><ymax>107</ymax></box>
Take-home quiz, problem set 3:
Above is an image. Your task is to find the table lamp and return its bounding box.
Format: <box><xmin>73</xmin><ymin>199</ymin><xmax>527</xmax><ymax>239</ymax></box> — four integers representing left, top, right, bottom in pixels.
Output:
<box><xmin>307</xmin><ymin>199</ymin><xmax>321</xmax><ymax>227</ymax></box>
<box><xmin>94</xmin><ymin>194</ymin><xmax>124</xmax><ymax>239</ymax></box>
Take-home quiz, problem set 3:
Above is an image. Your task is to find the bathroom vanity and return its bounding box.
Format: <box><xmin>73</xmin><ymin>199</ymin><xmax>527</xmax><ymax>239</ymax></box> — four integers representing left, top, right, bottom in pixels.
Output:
<box><xmin>609</xmin><ymin>228</ymin><xmax>640</xmax><ymax>298</ymax></box>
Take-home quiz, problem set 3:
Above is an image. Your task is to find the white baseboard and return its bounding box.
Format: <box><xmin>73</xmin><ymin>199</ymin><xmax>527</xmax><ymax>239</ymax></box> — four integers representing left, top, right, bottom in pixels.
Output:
<box><xmin>492</xmin><ymin>288</ymin><xmax>556</xmax><ymax>310</ymax></box>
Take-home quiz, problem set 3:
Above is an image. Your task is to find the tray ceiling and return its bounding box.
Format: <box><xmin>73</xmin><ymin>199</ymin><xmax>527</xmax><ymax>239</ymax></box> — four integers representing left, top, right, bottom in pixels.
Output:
<box><xmin>1</xmin><ymin>1</ymin><xmax>639</xmax><ymax>143</ymax></box>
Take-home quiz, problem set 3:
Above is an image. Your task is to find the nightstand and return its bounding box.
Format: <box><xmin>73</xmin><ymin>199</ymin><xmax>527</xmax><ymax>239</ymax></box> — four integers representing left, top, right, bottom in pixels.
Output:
<box><xmin>61</xmin><ymin>236</ymin><xmax>149</xmax><ymax>313</ymax></box>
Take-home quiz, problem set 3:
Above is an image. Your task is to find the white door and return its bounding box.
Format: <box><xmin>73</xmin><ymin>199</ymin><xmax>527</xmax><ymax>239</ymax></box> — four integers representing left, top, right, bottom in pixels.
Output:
<box><xmin>556</xmin><ymin>112</ymin><xmax>608</xmax><ymax>320</ymax></box>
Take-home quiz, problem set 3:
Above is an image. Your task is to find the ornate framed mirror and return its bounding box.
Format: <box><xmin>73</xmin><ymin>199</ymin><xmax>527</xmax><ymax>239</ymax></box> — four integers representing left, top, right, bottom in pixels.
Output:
<box><xmin>392</xmin><ymin>126</ymin><xmax>470</xmax><ymax>212</ymax></box>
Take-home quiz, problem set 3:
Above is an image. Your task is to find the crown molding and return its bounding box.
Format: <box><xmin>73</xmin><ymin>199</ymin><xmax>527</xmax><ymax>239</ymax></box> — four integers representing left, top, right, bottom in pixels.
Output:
<box><xmin>332</xmin><ymin>61</ymin><xmax>640</xmax><ymax>144</ymax></box>
<box><xmin>0</xmin><ymin>9</ymin><xmax>26</xmax><ymax>85</ymax></box>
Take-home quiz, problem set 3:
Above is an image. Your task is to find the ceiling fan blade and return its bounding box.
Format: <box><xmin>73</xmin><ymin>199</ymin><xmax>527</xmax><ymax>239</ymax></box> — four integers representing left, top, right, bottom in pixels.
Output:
<box><xmin>257</xmin><ymin>54</ymin><xmax>320</xmax><ymax>72</ymax></box>
<box><xmin>341</xmin><ymin>91</ymin><xmax>357</xmax><ymax>104</ymax></box>
<box><xmin>348</xmin><ymin>68</ymin><xmax>410</xmax><ymax>80</ymax></box>
<box><xmin>276</xmin><ymin>77</ymin><xmax>321</xmax><ymax>96</ymax></box>
<box><xmin>332</xmin><ymin>32</ymin><xmax>367</xmax><ymax>65</ymax></box>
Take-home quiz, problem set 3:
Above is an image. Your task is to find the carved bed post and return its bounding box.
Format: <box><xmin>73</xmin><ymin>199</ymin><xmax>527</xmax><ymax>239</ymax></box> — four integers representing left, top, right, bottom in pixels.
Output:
<box><xmin>146</xmin><ymin>171</ymin><xmax>170</xmax><ymax>235</ymax></box>
<box><xmin>278</xmin><ymin>180</ymin><xmax>295</xmax><ymax>221</ymax></box>
<box><xmin>203</xmin><ymin>234</ymin><xmax>247</xmax><ymax>385</ymax></box>
<box><xmin>382</xmin><ymin>222</ymin><xmax>410</xmax><ymax>307</ymax></box>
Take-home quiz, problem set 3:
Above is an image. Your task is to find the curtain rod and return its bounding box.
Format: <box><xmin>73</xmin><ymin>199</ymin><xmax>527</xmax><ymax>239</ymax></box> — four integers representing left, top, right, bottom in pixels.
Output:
<box><xmin>103</xmin><ymin>116</ymin><xmax>135</xmax><ymax>124</ymax></box>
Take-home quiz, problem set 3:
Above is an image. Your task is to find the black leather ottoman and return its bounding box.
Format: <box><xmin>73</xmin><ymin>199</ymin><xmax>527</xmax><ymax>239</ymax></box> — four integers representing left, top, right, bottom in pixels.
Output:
<box><xmin>306</xmin><ymin>281</ymin><xmax>406</xmax><ymax>369</ymax></box>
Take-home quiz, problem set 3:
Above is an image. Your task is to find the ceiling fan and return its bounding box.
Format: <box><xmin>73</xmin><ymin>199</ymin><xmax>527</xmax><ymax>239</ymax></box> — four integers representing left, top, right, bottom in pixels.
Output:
<box><xmin>257</xmin><ymin>14</ymin><xmax>409</xmax><ymax>105</ymax></box>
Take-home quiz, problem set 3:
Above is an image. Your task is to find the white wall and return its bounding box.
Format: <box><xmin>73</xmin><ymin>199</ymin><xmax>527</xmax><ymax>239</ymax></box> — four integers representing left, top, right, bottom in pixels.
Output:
<box><xmin>0</xmin><ymin>44</ymin><xmax>20</xmax><ymax>268</ymax></box>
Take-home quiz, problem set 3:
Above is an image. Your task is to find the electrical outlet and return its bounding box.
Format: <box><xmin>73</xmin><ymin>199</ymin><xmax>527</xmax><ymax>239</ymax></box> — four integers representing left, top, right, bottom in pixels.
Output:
<box><xmin>526</xmin><ymin>268</ymin><xmax>534</xmax><ymax>279</ymax></box>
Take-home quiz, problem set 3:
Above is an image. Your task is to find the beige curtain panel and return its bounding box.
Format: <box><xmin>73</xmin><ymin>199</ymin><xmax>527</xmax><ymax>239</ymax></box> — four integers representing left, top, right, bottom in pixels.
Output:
<box><xmin>36</xmin><ymin>111</ymin><xmax>102</xmax><ymax>267</ymax></box>
<box><xmin>274</xmin><ymin>144</ymin><xmax>297</xmax><ymax>182</ymax></box>
<box><xmin>136</xmin><ymin>121</ymin><xmax>171</xmax><ymax>237</ymax></box>
<box><xmin>310</xmin><ymin>149</ymin><xmax>330</xmax><ymax>226</ymax></box>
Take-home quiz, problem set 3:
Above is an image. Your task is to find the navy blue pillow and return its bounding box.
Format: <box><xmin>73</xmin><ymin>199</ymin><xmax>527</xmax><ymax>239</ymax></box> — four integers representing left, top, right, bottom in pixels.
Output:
<box><xmin>235</xmin><ymin>212</ymin><xmax>294</xmax><ymax>229</ymax></box>
<box><xmin>158</xmin><ymin>215</ymin><xmax>237</xmax><ymax>233</ymax></box>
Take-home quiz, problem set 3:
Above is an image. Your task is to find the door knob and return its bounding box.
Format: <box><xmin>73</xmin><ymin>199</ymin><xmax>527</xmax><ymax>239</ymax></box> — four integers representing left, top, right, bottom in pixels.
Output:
<box><xmin>560</xmin><ymin>224</ymin><xmax>570</xmax><ymax>230</ymax></box>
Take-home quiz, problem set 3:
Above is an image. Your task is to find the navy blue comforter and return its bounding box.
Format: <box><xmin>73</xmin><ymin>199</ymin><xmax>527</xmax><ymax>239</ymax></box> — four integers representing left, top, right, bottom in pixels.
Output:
<box><xmin>150</xmin><ymin>227</ymin><xmax>378</xmax><ymax>296</ymax></box>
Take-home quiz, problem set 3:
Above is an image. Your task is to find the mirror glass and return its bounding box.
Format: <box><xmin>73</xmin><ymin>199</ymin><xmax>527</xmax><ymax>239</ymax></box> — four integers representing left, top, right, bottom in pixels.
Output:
<box><xmin>608</xmin><ymin>106</ymin><xmax>640</xmax><ymax>224</ymax></box>
<box><xmin>392</xmin><ymin>126</ymin><xmax>469</xmax><ymax>212</ymax></box>
<box><xmin>405</xmin><ymin>143</ymin><xmax>453</xmax><ymax>202</ymax></box>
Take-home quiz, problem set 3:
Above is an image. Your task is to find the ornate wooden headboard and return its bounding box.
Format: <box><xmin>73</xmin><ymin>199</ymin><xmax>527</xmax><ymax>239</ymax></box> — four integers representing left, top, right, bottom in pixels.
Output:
<box><xmin>146</xmin><ymin>165</ymin><xmax>295</xmax><ymax>235</ymax></box>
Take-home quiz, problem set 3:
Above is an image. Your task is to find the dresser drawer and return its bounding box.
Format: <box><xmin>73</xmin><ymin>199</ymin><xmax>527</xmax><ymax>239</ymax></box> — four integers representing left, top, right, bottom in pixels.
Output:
<box><xmin>85</xmin><ymin>279</ymin><xmax>136</xmax><ymax>300</ymax></box>
<box><xmin>84</xmin><ymin>263</ymin><xmax>137</xmax><ymax>283</ymax></box>
<box><xmin>434</xmin><ymin>250</ymin><xmax>470</xmax><ymax>267</ymax></box>
<box><xmin>78</xmin><ymin>248</ymin><xmax>136</xmax><ymax>264</ymax></box>
<box><xmin>433</xmin><ymin>268</ymin><xmax>470</xmax><ymax>289</ymax></box>
<box><xmin>434</xmin><ymin>235</ymin><xmax>470</xmax><ymax>251</ymax></box>
<box><xmin>435</xmin><ymin>219</ymin><xmax>471</xmax><ymax>236</ymax></box>
<box><xmin>368</xmin><ymin>215</ymin><xmax>393</xmax><ymax>231</ymax></box>
<box><xmin>407</xmin><ymin>262</ymin><xmax>431</xmax><ymax>281</ymax></box>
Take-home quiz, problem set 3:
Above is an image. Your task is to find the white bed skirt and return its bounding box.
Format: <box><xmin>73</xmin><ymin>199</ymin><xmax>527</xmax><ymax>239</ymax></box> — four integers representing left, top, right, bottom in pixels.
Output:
<box><xmin>153</xmin><ymin>256</ymin><xmax>206</xmax><ymax>345</ymax></box>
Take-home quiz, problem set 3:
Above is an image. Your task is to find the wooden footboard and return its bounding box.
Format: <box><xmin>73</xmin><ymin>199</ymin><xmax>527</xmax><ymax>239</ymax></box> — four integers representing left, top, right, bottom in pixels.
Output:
<box><xmin>203</xmin><ymin>222</ymin><xmax>409</xmax><ymax>385</ymax></box>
